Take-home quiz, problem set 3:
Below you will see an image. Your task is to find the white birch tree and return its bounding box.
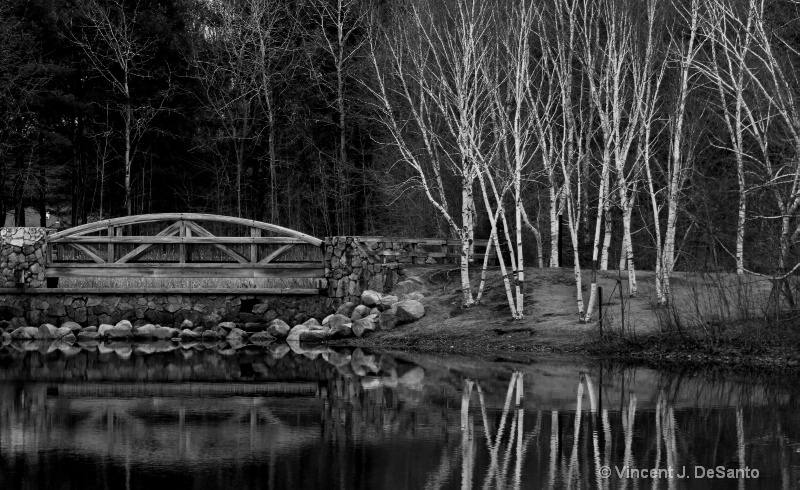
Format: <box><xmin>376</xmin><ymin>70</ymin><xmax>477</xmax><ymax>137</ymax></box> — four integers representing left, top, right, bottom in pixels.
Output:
<box><xmin>532</xmin><ymin>0</ymin><xmax>595</xmax><ymax>319</ymax></box>
<box><xmin>699</xmin><ymin>0</ymin><xmax>755</xmax><ymax>277</ymax></box>
<box><xmin>367</xmin><ymin>0</ymin><xmax>494</xmax><ymax>307</ymax></box>
<box><xmin>660</xmin><ymin>0</ymin><xmax>702</xmax><ymax>303</ymax></box>
<box><xmin>706</xmin><ymin>0</ymin><xmax>800</xmax><ymax>301</ymax></box>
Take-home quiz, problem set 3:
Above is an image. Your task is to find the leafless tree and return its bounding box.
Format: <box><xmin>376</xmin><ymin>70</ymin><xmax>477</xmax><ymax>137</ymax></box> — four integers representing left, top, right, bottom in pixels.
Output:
<box><xmin>71</xmin><ymin>0</ymin><xmax>170</xmax><ymax>216</ymax></box>
<box><xmin>368</xmin><ymin>0</ymin><xmax>495</xmax><ymax>307</ymax></box>
<box><xmin>532</xmin><ymin>0</ymin><xmax>596</xmax><ymax>319</ymax></box>
<box><xmin>306</xmin><ymin>0</ymin><xmax>367</xmax><ymax>235</ymax></box>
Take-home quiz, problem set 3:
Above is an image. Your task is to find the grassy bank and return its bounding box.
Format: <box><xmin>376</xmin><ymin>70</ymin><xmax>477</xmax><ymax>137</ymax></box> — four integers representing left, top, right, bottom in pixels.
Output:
<box><xmin>583</xmin><ymin>270</ymin><xmax>800</xmax><ymax>373</ymax></box>
<box><xmin>344</xmin><ymin>266</ymin><xmax>800</xmax><ymax>374</ymax></box>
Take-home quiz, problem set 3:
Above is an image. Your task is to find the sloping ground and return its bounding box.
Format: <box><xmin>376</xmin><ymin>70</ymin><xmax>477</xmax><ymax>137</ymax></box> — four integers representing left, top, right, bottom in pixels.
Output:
<box><xmin>341</xmin><ymin>266</ymin><xmax>776</xmax><ymax>360</ymax></box>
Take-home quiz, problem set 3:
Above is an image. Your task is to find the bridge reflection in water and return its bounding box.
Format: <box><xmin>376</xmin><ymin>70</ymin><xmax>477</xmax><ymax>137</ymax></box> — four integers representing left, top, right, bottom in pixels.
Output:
<box><xmin>0</xmin><ymin>342</ymin><xmax>798</xmax><ymax>489</ymax></box>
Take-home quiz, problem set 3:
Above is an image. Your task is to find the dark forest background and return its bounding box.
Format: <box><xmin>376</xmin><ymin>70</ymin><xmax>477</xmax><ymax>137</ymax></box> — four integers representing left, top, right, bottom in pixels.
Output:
<box><xmin>0</xmin><ymin>0</ymin><xmax>419</xmax><ymax>237</ymax></box>
<box><xmin>3</xmin><ymin>0</ymin><xmax>800</xmax><ymax>280</ymax></box>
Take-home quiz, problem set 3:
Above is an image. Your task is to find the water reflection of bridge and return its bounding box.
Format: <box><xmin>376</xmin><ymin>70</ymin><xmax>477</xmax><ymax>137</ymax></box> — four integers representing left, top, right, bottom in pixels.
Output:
<box><xmin>49</xmin><ymin>382</ymin><xmax>320</xmax><ymax>398</ymax></box>
<box><xmin>2</xmin><ymin>347</ymin><xmax>800</xmax><ymax>489</ymax></box>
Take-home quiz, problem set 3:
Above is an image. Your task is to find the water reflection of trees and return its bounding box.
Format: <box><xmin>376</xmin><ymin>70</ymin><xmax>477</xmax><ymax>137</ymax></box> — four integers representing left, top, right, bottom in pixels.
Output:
<box><xmin>1</xmin><ymin>343</ymin><xmax>800</xmax><ymax>488</ymax></box>
<box><xmin>442</xmin><ymin>371</ymin><xmax>799</xmax><ymax>489</ymax></box>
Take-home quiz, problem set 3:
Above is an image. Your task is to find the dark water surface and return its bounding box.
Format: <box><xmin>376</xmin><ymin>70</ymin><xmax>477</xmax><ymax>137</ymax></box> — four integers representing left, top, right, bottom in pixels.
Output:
<box><xmin>0</xmin><ymin>340</ymin><xmax>798</xmax><ymax>489</ymax></box>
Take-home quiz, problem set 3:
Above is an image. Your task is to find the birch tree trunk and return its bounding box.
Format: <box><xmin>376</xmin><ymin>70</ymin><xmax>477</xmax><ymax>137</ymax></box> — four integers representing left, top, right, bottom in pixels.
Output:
<box><xmin>367</xmin><ymin>0</ymin><xmax>491</xmax><ymax>308</ymax></box>
<box><xmin>662</xmin><ymin>0</ymin><xmax>701</xmax><ymax>302</ymax></box>
<box><xmin>476</xmin><ymin>171</ymin><xmax>518</xmax><ymax>317</ymax></box>
<box><xmin>521</xmin><ymin>206</ymin><xmax>544</xmax><ymax>269</ymax></box>
<box><xmin>600</xmin><ymin>184</ymin><xmax>612</xmax><ymax>271</ymax></box>
<box><xmin>620</xmin><ymin>189</ymin><xmax>637</xmax><ymax>295</ymax></box>
<box><xmin>549</xmin><ymin>188</ymin><xmax>560</xmax><ymax>267</ymax></box>
<box><xmin>461</xmin><ymin>174</ymin><xmax>476</xmax><ymax>307</ymax></box>
<box><xmin>584</xmin><ymin>150</ymin><xmax>611</xmax><ymax>322</ymax></box>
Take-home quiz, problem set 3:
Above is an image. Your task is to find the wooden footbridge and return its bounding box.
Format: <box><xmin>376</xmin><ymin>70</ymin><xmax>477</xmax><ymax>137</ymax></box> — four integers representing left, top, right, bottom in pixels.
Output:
<box><xmin>42</xmin><ymin>213</ymin><xmax>496</xmax><ymax>292</ymax></box>
<box><xmin>45</xmin><ymin>213</ymin><xmax>325</xmax><ymax>289</ymax></box>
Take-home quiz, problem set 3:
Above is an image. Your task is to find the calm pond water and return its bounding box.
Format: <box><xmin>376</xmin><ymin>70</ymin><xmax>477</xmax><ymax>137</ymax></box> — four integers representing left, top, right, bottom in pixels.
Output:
<box><xmin>0</xmin><ymin>340</ymin><xmax>798</xmax><ymax>489</ymax></box>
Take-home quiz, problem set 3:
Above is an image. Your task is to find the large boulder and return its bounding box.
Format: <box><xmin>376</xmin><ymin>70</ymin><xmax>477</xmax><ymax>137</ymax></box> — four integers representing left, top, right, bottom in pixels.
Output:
<box><xmin>400</xmin><ymin>292</ymin><xmax>425</xmax><ymax>302</ymax></box>
<box><xmin>379</xmin><ymin>295</ymin><xmax>399</xmax><ymax>310</ymax></box>
<box><xmin>299</xmin><ymin>328</ymin><xmax>330</xmax><ymax>342</ymax></box>
<box><xmin>226</xmin><ymin>327</ymin><xmax>248</xmax><ymax>342</ymax></box>
<box><xmin>243</xmin><ymin>322</ymin><xmax>268</xmax><ymax>333</ymax></box>
<box><xmin>105</xmin><ymin>327</ymin><xmax>133</xmax><ymax>340</ymax></box>
<box><xmin>1</xmin><ymin>332</ymin><xmax>11</xmax><ymax>344</ymax></box>
<box><xmin>378</xmin><ymin>310</ymin><xmax>399</xmax><ymax>330</ymax></box>
<box><xmin>77</xmin><ymin>331</ymin><xmax>101</xmax><ymax>340</ymax></box>
<box><xmin>352</xmin><ymin>317</ymin><xmax>376</xmax><ymax>338</ymax></box>
<box><xmin>323</xmin><ymin>314</ymin><xmax>350</xmax><ymax>330</ymax></box>
<box><xmin>266</xmin><ymin>319</ymin><xmax>291</xmax><ymax>339</ymax></box>
<box><xmin>36</xmin><ymin>324</ymin><xmax>59</xmax><ymax>339</ymax></box>
<box><xmin>394</xmin><ymin>279</ymin><xmax>423</xmax><ymax>297</ymax></box>
<box><xmin>351</xmin><ymin>305</ymin><xmax>371</xmax><ymax>321</ymax></box>
<box><xmin>303</xmin><ymin>318</ymin><xmax>322</xmax><ymax>328</ymax></box>
<box><xmin>10</xmin><ymin>327</ymin><xmax>38</xmax><ymax>340</ymax></box>
<box><xmin>395</xmin><ymin>300</ymin><xmax>425</xmax><ymax>323</ymax></box>
<box><xmin>61</xmin><ymin>321</ymin><xmax>83</xmax><ymax>333</ymax></box>
<box><xmin>286</xmin><ymin>325</ymin><xmax>308</xmax><ymax>342</ymax></box>
<box><xmin>97</xmin><ymin>324</ymin><xmax>116</xmax><ymax>336</ymax></box>
<box><xmin>361</xmin><ymin>290</ymin><xmax>382</xmax><ymax>307</ymax></box>
<box><xmin>115</xmin><ymin>319</ymin><xmax>134</xmax><ymax>331</ymax></box>
<box><xmin>336</xmin><ymin>302</ymin><xmax>357</xmax><ymax>318</ymax></box>
<box><xmin>328</xmin><ymin>322</ymin><xmax>353</xmax><ymax>338</ymax></box>
<box><xmin>154</xmin><ymin>326</ymin><xmax>178</xmax><ymax>339</ymax></box>
<box><xmin>178</xmin><ymin>328</ymin><xmax>200</xmax><ymax>340</ymax></box>
<box><xmin>287</xmin><ymin>325</ymin><xmax>330</xmax><ymax>342</ymax></box>
<box><xmin>134</xmin><ymin>324</ymin><xmax>158</xmax><ymax>339</ymax></box>
<box><xmin>54</xmin><ymin>326</ymin><xmax>73</xmax><ymax>338</ymax></box>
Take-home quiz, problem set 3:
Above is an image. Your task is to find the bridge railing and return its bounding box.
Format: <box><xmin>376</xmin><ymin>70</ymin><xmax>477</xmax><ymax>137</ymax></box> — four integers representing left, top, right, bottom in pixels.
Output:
<box><xmin>45</xmin><ymin>213</ymin><xmax>325</xmax><ymax>288</ymax></box>
<box><xmin>356</xmin><ymin>236</ymin><xmax>497</xmax><ymax>265</ymax></box>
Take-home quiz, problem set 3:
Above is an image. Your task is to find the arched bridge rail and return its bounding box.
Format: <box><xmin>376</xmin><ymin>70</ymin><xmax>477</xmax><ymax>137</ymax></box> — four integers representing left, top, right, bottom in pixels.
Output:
<box><xmin>46</xmin><ymin>213</ymin><xmax>325</xmax><ymax>285</ymax></box>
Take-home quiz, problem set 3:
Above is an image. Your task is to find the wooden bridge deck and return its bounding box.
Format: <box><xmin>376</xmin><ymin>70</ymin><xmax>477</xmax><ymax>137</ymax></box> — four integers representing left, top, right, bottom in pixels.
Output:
<box><xmin>35</xmin><ymin>213</ymin><xmax>497</xmax><ymax>292</ymax></box>
<box><xmin>45</xmin><ymin>213</ymin><xmax>326</xmax><ymax>289</ymax></box>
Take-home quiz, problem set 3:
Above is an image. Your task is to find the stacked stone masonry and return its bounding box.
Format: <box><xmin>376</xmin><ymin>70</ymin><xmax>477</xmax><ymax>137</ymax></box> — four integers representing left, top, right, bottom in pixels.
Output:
<box><xmin>0</xmin><ymin>228</ymin><xmax>47</xmax><ymax>288</ymax></box>
<box><xmin>324</xmin><ymin>236</ymin><xmax>406</xmax><ymax>310</ymax></box>
<box><xmin>0</xmin><ymin>229</ymin><xmax>419</xmax><ymax>326</ymax></box>
<box><xmin>0</xmin><ymin>293</ymin><xmax>327</xmax><ymax>328</ymax></box>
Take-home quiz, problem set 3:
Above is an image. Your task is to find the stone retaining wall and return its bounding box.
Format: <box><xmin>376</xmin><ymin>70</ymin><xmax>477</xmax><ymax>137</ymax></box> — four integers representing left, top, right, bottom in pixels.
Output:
<box><xmin>0</xmin><ymin>293</ymin><xmax>327</xmax><ymax>328</ymax></box>
<box><xmin>0</xmin><ymin>227</ymin><xmax>47</xmax><ymax>288</ymax></box>
<box><xmin>323</xmin><ymin>236</ymin><xmax>406</xmax><ymax>308</ymax></box>
<box><xmin>0</xmin><ymin>229</ymin><xmax>416</xmax><ymax>326</ymax></box>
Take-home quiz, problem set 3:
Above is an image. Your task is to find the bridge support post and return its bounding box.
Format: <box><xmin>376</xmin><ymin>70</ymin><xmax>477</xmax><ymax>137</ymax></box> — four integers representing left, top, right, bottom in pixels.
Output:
<box><xmin>0</xmin><ymin>227</ymin><xmax>47</xmax><ymax>288</ymax></box>
<box><xmin>324</xmin><ymin>236</ymin><xmax>408</xmax><ymax>308</ymax></box>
